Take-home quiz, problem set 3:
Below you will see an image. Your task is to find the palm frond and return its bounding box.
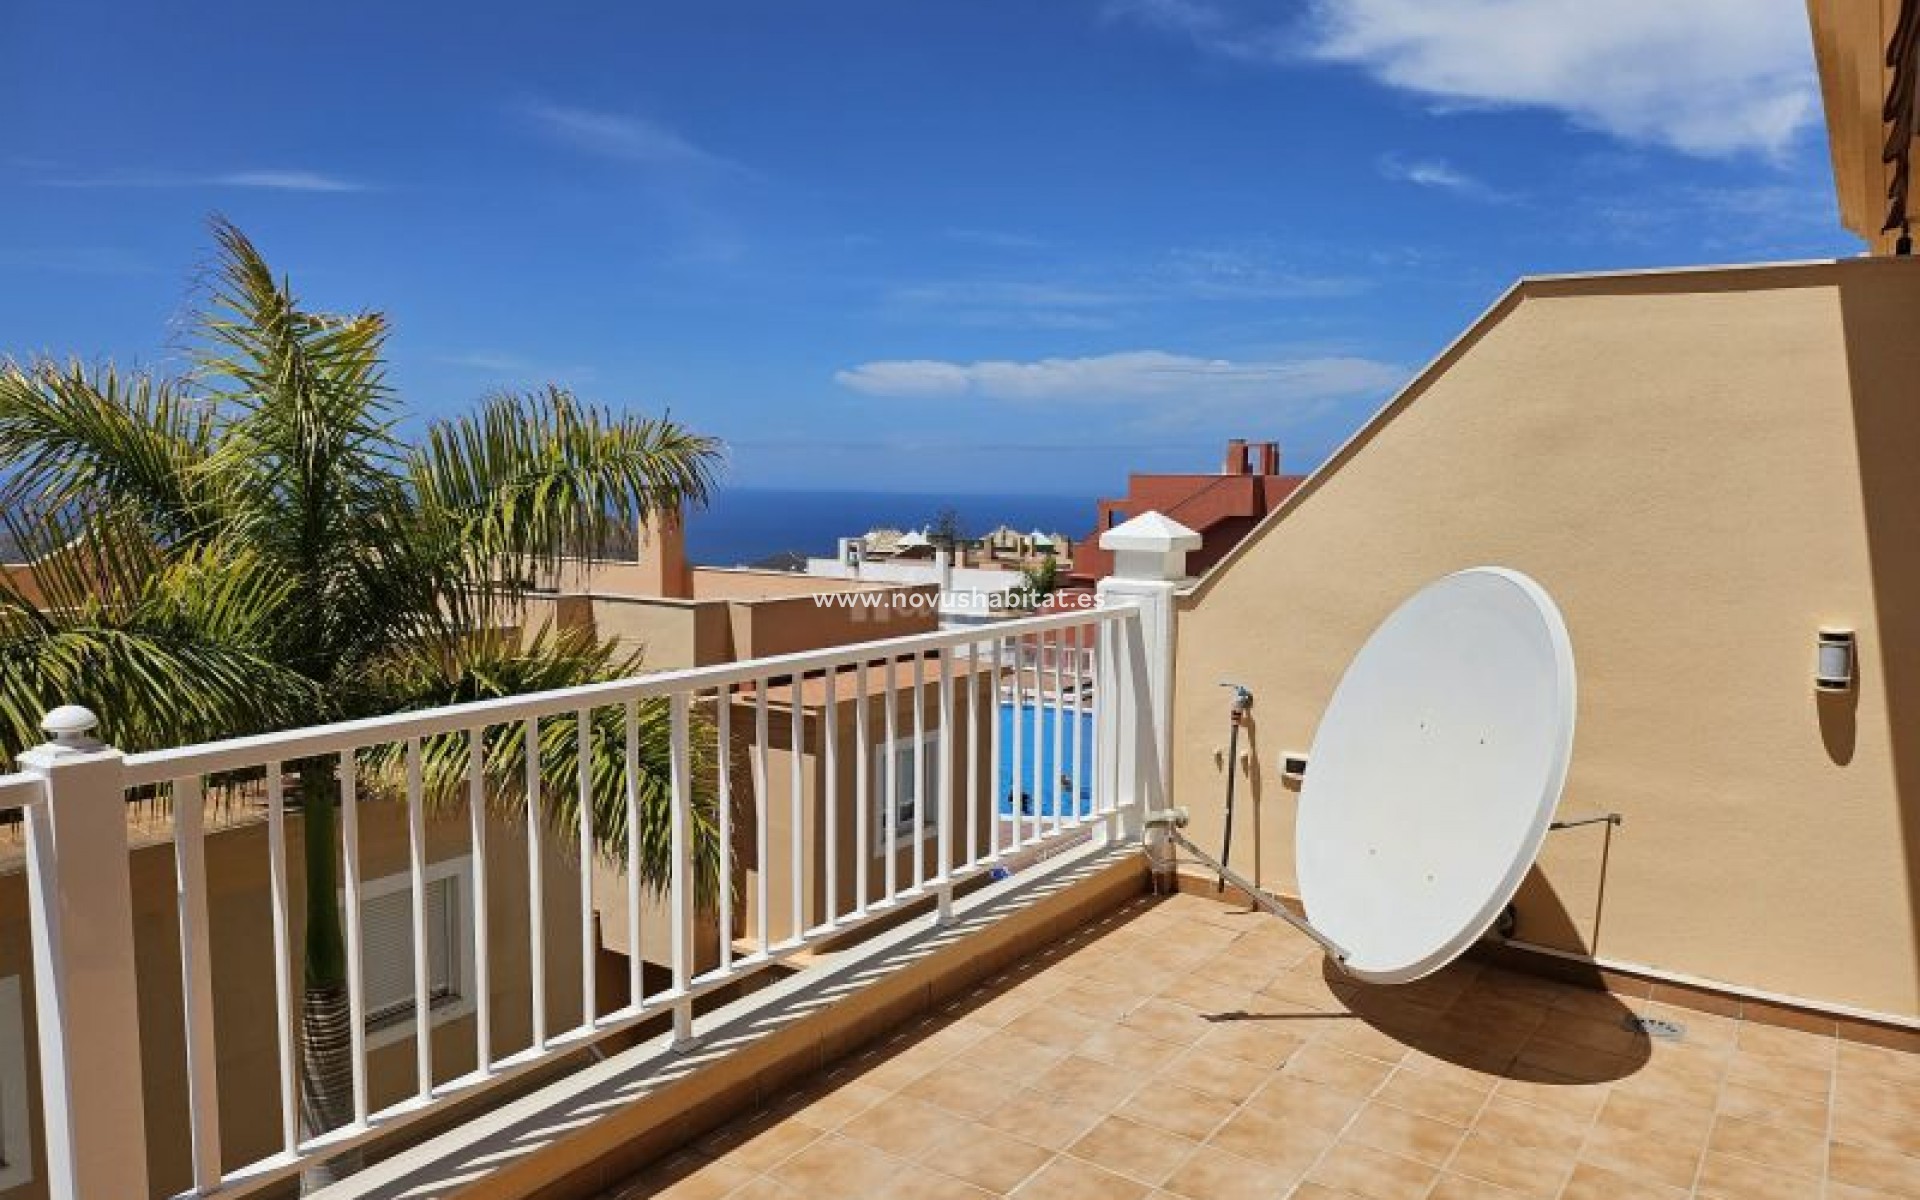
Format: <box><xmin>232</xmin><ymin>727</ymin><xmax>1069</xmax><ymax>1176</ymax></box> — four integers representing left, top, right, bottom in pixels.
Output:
<box><xmin>0</xmin><ymin>359</ymin><xmax>221</xmax><ymax>541</ymax></box>
<box><xmin>0</xmin><ymin>517</ymin><xmax>322</xmax><ymax>762</ymax></box>
<box><xmin>355</xmin><ymin>624</ymin><xmax>721</xmax><ymax>903</ymax></box>
<box><xmin>410</xmin><ymin>387</ymin><xmax>721</xmax><ymax>621</ymax></box>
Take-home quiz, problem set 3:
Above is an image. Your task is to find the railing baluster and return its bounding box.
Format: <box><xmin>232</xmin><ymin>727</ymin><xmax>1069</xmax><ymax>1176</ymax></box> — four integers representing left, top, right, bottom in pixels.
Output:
<box><xmin>525</xmin><ymin>717</ymin><xmax>546</xmax><ymax>1049</ymax></box>
<box><xmin>625</xmin><ymin>701</ymin><xmax>643</xmax><ymax>1005</ymax></box>
<box><xmin>754</xmin><ymin>680</ymin><xmax>770</xmax><ymax>955</ymax></box>
<box><xmin>576</xmin><ymin>709</ymin><xmax>596</xmax><ymax>1028</ymax></box>
<box><xmin>854</xmin><ymin>661</ymin><xmax>870</xmax><ymax>916</ymax></box>
<box><xmin>1051</xmin><ymin>629</ymin><xmax>1066</xmax><ymax>836</ymax></box>
<box><xmin>715</xmin><ymin>689</ymin><xmax>733</xmax><ymax>974</ymax></box>
<box><xmin>1071</xmin><ymin>624</ymin><xmax>1086</xmax><ymax>825</ymax></box>
<box><xmin>824</xmin><ymin>666</ymin><xmax>838</xmax><ymax>925</ymax></box>
<box><xmin>669</xmin><ymin>694</ymin><xmax>695</xmax><ymax>1045</ymax></box>
<box><xmin>790</xmin><ymin>676</ymin><xmax>804</xmax><ymax>941</ymax></box>
<box><xmin>406</xmin><ymin>736</ymin><xmax>432</xmax><ymax>1100</ymax></box>
<box><xmin>1009</xmin><ymin>637</ymin><xmax>1024</xmax><ymax>853</ymax></box>
<box><xmin>937</xmin><ymin>648</ymin><xmax>954</xmax><ymax>921</ymax></box>
<box><xmin>883</xmin><ymin>655</ymin><xmax>898</xmax><ymax>901</ymax></box>
<box><xmin>912</xmin><ymin>652</ymin><xmax>926</xmax><ymax>895</ymax></box>
<box><xmin>342</xmin><ymin>751</ymin><xmax>369</xmax><ymax>1122</ymax></box>
<box><xmin>990</xmin><ymin>636</ymin><xmax>1003</xmax><ymax>860</ymax></box>
<box><xmin>265</xmin><ymin>763</ymin><xmax>298</xmax><ymax>1155</ymax></box>
<box><xmin>468</xmin><ymin>732</ymin><xmax>492</xmax><ymax>1074</ymax></box>
<box><xmin>171</xmin><ymin>774</ymin><xmax>222</xmax><ymax>1189</ymax></box>
<box><xmin>1029</xmin><ymin>635</ymin><xmax>1045</xmax><ymax>844</ymax></box>
<box><xmin>965</xmin><ymin>643</ymin><xmax>979</xmax><ymax>868</ymax></box>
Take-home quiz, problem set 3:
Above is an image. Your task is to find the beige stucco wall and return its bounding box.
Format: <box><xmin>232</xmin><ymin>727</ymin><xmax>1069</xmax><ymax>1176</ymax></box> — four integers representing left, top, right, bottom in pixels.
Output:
<box><xmin>736</xmin><ymin>673</ymin><xmax>995</xmax><ymax>943</ymax></box>
<box><xmin>1170</xmin><ymin>258</ymin><xmax>1920</xmax><ymax>1020</ymax></box>
<box><xmin>0</xmin><ymin>797</ymin><xmax>585</xmax><ymax>1200</ymax></box>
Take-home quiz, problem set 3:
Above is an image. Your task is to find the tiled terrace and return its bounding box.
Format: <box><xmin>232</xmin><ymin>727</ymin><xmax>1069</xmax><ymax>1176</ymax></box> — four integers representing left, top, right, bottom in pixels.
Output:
<box><xmin>603</xmin><ymin>890</ymin><xmax>1920</xmax><ymax>1200</ymax></box>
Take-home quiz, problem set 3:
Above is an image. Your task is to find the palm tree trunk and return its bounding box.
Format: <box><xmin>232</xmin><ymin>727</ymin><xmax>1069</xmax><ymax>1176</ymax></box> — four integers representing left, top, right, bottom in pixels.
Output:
<box><xmin>298</xmin><ymin>762</ymin><xmax>361</xmax><ymax>1192</ymax></box>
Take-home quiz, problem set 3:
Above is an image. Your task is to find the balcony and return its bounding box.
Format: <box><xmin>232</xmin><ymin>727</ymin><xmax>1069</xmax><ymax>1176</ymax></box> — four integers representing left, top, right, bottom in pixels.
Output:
<box><xmin>6</xmin><ymin>508</ymin><xmax>1920</xmax><ymax>1200</ymax></box>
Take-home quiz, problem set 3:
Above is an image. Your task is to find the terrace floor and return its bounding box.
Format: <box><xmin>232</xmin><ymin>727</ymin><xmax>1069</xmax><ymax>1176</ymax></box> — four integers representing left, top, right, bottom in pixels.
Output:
<box><xmin>600</xmin><ymin>890</ymin><xmax>1920</xmax><ymax>1200</ymax></box>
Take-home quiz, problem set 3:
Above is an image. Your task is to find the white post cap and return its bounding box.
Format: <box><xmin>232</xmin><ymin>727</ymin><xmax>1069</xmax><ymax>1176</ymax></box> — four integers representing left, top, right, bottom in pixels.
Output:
<box><xmin>40</xmin><ymin>705</ymin><xmax>103</xmax><ymax>750</ymax></box>
<box><xmin>1099</xmin><ymin>511</ymin><xmax>1201</xmax><ymax>582</ymax></box>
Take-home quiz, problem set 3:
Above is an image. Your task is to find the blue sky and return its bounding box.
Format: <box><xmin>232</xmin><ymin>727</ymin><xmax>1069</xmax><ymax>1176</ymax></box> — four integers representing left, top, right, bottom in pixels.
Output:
<box><xmin>2</xmin><ymin>0</ymin><xmax>1856</xmax><ymax>495</ymax></box>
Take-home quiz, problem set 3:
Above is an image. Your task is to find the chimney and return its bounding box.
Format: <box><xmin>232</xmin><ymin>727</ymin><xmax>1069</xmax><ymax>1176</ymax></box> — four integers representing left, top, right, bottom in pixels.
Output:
<box><xmin>1223</xmin><ymin>438</ymin><xmax>1250</xmax><ymax>475</ymax></box>
<box><xmin>637</xmin><ymin>506</ymin><xmax>693</xmax><ymax>599</ymax></box>
<box><xmin>1256</xmin><ymin>442</ymin><xmax>1281</xmax><ymax>476</ymax></box>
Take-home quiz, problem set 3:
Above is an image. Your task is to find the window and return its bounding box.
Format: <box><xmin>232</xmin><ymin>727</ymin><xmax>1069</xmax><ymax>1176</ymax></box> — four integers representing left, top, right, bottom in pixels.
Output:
<box><xmin>875</xmin><ymin>732</ymin><xmax>940</xmax><ymax>854</ymax></box>
<box><xmin>0</xmin><ymin>976</ymin><xmax>30</xmax><ymax>1189</ymax></box>
<box><xmin>352</xmin><ymin>858</ymin><xmax>475</xmax><ymax>1044</ymax></box>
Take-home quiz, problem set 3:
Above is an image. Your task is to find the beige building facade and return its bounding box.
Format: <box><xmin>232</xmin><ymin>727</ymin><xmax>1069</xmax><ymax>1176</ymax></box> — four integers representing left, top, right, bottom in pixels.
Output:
<box><xmin>1169</xmin><ymin>259</ymin><xmax>1920</xmax><ymax>1022</ymax></box>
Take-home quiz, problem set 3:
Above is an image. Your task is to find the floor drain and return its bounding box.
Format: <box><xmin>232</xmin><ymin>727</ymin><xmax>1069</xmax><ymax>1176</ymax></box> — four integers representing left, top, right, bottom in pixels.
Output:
<box><xmin>1624</xmin><ymin>1014</ymin><xmax>1686</xmax><ymax>1041</ymax></box>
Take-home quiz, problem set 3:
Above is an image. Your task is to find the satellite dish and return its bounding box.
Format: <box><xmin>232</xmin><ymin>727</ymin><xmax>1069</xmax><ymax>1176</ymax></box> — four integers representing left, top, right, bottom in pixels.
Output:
<box><xmin>1296</xmin><ymin>568</ymin><xmax>1575</xmax><ymax>984</ymax></box>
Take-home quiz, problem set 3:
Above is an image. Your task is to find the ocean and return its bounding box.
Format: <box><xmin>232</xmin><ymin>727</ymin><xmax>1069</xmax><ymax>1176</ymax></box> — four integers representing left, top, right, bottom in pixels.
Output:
<box><xmin>684</xmin><ymin>488</ymin><xmax>1093</xmax><ymax>567</ymax></box>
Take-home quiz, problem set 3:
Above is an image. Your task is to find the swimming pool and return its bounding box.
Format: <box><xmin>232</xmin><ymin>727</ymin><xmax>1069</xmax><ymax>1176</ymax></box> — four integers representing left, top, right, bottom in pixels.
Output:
<box><xmin>996</xmin><ymin>702</ymin><xmax>1094</xmax><ymax>818</ymax></box>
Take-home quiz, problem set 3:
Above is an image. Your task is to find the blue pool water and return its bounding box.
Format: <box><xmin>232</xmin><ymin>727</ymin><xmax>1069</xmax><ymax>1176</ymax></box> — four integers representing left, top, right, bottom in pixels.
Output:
<box><xmin>997</xmin><ymin>703</ymin><xmax>1095</xmax><ymax>818</ymax></box>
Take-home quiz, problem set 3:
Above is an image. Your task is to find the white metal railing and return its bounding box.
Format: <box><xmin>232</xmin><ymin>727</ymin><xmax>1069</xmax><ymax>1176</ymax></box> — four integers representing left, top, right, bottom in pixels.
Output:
<box><xmin>8</xmin><ymin>601</ymin><xmax>1155</xmax><ymax>1199</ymax></box>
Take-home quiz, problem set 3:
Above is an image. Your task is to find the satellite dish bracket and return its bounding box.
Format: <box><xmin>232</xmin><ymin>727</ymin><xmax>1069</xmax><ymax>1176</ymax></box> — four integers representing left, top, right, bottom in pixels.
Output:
<box><xmin>1145</xmin><ymin>808</ymin><xmax>1352</xmax><ymax>966</ymax></box>
<box><xmin>1548</xmin><ymin>812</ymin><xmax>1622</xmax><ymax>831</ymax></box>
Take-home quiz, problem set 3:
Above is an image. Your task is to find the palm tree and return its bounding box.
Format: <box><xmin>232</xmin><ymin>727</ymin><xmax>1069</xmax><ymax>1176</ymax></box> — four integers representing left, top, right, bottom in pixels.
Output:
<box><xmin>0</xmin><ymin>218</ymin><xmax>723</xmax><ymax>1188</ymax></box>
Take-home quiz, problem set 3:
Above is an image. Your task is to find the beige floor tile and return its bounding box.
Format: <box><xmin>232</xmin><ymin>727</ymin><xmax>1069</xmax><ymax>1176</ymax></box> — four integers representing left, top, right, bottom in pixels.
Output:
<box><xmin>963</xmin><ymin>1029</ymin><xmax>1074</xmax><ymax>1081</ymax></box>
<box><xmin>1490</xmin><ymin>1073</ymin><xmax>1611</xmax><ymax>1120</ymax></box>
<box><xmin>1033</xmin><ymin>1054</ymin><xmax>1148</xmax><ymax>1109</ymax></box>
<box><xmin>1736</xmin><ymin>1021</ymin><xmax>1837</xmax><ymax>1070</ymax></box>
<box><xmin>1723</xmin><ymin>1050</ymin><xmax>1831</xmax><ymax>1100</ymax></box>
<box><xmin>1696</xmin><ymin>1150</ymin><xmax>1826</xmax><ymax>1200</ymax></box>
<box><xmin>1116</xmin><ymin>1084</ymin><xmax>1240</xmax><ymax>1143</ymax></box>
<box><xmin>1014</xmin><ymin>1154</ymin><xmax>1153</xmax><ymax>1200</ymax></box>
<box><xmin>1157</xmin><ymin>1048</ymin><xmax>1275</xmax><ymax>1104</ymax></box>
<box><xmin>1830</xmin><ymin>1139</ymin><xmax>1920</xmax><ymax>1197</ymax></box>
<box><xmin>1282</xmin><ymin>1043</ymin><xmax>1396</xmax><ymax>1097</ymax></box>
<box><xmin>1835</xmin><ymin>1100</ymin><xmax>1920</xmax><ymax>1160</ymax></box>
<box><xmin>838</xmin><ymin>1094</ymin><xmax>973</xmax><ymax>1160</ymax></box>
<box><xmin>980</xmin><ymin>1087</ymin><xmax>1106</xmax><ymax>1151</ymax></box>
<box><xmin>768</xmin><ymin>1134</ymin><xmax>911</xmax><ymax>1199</ymax></box>
<box><xmin>1373</xmin><ymin>1067</ymin><xmax>1488</xmax><ymax>1127</ymax></box>
<box><xmin>1343</xmin><ymin>1100</ymin><xmax>1466</xmax><ymax>1167</ymax></box>
<box><xmin>1576</xmin><ymin>1122</ymin><xmax>1706</xmax><ymax>1193</ymax></box>
<box><xmin>1067</xmin><ymin>1115</ymin><xmax>1198</xmax><ymax>1187</ymax></box>
<box><xmin>1713</xmin><ymin>1079</ymin><xmax>1828</xmax><ymax>1132</ymax></box>
<box><xmin>1557</xmin><ymin>1160</ymin><xmax>1687</xmax><ymax>1200</ymax></box>
<box><xmin>1474</xmin><ymin>1094</ymin><xmax>1596</xmax><ymax>1149</ymax></box>
<box><xmin>1838</xmin><ymin>1074</ymin><xmax>1920</xmax><ymax>1124</ymax></box>
<box><xmin>1055</xmin><ymin>980</ymin><xmax>1145</xmax><ymax>1022</ymax></box>
<box><xmin>1594</xmin><ymin>1088</ymin><xmax>1714</xmax><ymax>1147</ymax></box>
<box><xmin>1161</xmin><ymin>1146</ymin><xmax>1297</xmax><ymax>1200</ymax></box>
<box><xmin>1197</xmin><ymin>1020</ymin><xmax>1309</xmax><ymax>1069</ymax></box>
<box><xmin>720</xmin><ymin>1177</ymin><xmax>808</xmax><ymax>1200</ymax></box>
<box><xmin>1706</xmin><ymin>1112</ymin><xmax>1826</xmax><ymax>1177</ymax></box>
<box><xmin>1079</xmin><ymin>1024</ymin><xmax>1186</xmax><ymax>1072</ymax></box>
<box><xmin>1304</xmin><ymin>1139</ymin><xmax>1438</xmax><ymax>1200</ymax></box>
<box><xmin>1005</xmin><ymin>1004</ymin><xmax>1108</xmax><ymax>1051</ymax></box>
<box><xmin>1424</xmin><ymin>1172</ymin><xmax>1532</xmax><ymax>1199</ymax></box>
<box><xmin>620</xmin><ymin>1152</ymin><xmax>758</xmax><ymax>1200</ymax></box>
<box><xmin>1121</xmin><ymin>998</ymin><xmax>1215</xmax><ymax>1045</ymax></box>
<box><xmin>1207</xmin><ymin>1106</ymin><xmax>1338</xmax><ymax>1175</ymax></box>
<box><xmin>923</xmin><ymin>1121</ymin><xmax>1057</xmax><ymax>1193</ymax></box>
<box><xmin>1242</xmin><ymin>1076</ymin><xmax>1369</xmax><ymax>1135</ymax></box>
<box><xmin>699</xmin><ymin>1116</ymin><xmax>822</xmax><ymax>1173</ymax></box>
<box><xmin>1446</xmin><ymin>1130</ymin><xmax>1574</xmax><ymax>1200</ymax></box>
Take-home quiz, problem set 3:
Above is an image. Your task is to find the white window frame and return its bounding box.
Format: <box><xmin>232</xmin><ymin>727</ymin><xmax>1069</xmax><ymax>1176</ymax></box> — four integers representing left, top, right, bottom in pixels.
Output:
<box><xmin>348</xmin><ymin>856</ymin><xmax>477</xmax><ymax>1049</ymax></box>
<box><xmin>874</xmin><ymin>730</ymin><xmax>941</xmax><ymax>856</ymax></box>
<box><xmin>0</xmin><ymin>976</ymin><xmax>31</xmax><ymax>1190</ymax></box>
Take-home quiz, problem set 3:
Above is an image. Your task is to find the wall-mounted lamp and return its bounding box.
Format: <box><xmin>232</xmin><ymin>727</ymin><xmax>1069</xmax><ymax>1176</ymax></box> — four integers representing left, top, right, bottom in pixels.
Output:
<box><xmin>1816</xmin><ymin>628</ymin><xmax>1856</xmax><ymax>692</ymax></box>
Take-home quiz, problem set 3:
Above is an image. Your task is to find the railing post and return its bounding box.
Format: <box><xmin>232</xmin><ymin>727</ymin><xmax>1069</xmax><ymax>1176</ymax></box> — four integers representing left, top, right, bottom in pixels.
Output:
<box><xmin>17</xmin><ymin>706</ymin><xmax>150</xmax><ymax>1200</ymax></box>
<box><xmin>1096</xmin><ymin>515</ymin><xmax>1198</xmax><ymax>880</ymax></box>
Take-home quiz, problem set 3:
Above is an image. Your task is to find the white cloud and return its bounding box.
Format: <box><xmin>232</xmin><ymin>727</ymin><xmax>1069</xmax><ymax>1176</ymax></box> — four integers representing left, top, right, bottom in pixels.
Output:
<box><xmin>835</xmin><ymin>350</ymin><xmax>1403</xmax><ymax>414</ymax></box>
<box><xmin>1377</xmin><ymin>153</ymin><xmax>1510</xmax><ymax>201</ymax></box>
<box><xmin>521</xmin><ymin>101</ymin><xmax>753</xmax><ymax>177</ymax></box>
<box><xmin>30</xmin><ymin>167</ymin><xmax>367</xmax><ymax>192</ymax></box>
<box><xmin>1112</xmin><ymin>0</ymin><xmax>1819</xmax><ymax>158</ymax></box>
